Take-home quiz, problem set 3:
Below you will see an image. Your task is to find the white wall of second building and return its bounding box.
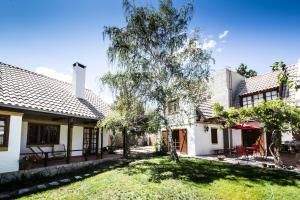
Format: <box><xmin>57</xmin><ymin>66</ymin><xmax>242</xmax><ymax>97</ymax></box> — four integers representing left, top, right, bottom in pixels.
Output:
<box><xmin>0</xmin><ymin>115</ymin><xmax>23</xmax><ymax>173</ymax></box>
<box><xmin>193</xmin><ymin>124</ymin><xmax>224</xmax><ymax>155</ymax></box>
<box><xmin>232</xmin><ymin>129</ymin><xmax>242</xmax><ymax>147</ymax></box>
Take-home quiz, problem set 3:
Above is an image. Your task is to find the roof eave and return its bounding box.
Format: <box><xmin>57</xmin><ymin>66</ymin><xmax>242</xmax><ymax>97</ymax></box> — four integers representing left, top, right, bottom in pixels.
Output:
<box><xmin>0</xmin><ymin>103</ymin><xmax>103</xmax><ymax>121</ymax></box>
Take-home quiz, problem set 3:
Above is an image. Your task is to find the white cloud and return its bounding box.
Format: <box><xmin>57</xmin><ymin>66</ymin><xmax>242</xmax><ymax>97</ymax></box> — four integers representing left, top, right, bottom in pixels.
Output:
<box><xmin>203</xmin><ymin>40</ymin><xmax>217</xmax><ymax>50</ymax></box>
<box><xmin>216</xmin><ymin>48</ymin><xmax>222</xmax><ymax>52</ymax></box>
<box><xmin>218</xmin><ymin>30</ymin><xmax>229</xmax><ymax>39</ymax></box>
<box><xmin>35</xmin><ymin>67</ymin><xmax>72</xmax><ymax>83</ymax></box>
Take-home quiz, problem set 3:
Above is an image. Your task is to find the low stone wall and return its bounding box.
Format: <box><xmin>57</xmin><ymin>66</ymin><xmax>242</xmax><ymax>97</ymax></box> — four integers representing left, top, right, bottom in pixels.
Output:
<box><xmin>0</xmin><ymin>157</ymin><xmax>121</xmax><ymax>185</ymax></box>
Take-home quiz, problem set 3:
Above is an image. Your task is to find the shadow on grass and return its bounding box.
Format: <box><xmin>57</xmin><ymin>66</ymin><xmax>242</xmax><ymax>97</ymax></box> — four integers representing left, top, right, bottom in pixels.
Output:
<box><xmin>125</xmin><ymin>157</ymin><xmax>300</xmax><ymax>187</ymax></box>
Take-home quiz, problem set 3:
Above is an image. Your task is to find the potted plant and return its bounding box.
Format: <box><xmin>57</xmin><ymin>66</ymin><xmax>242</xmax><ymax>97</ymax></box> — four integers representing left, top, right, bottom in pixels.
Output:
<box><xmin>217</xmin><ymin>155</ymin><xmax>225</xmax><ymax>161</ymax></box>
<box><xmin>19</xmin><ymin>155</ymin><xmax>37</xmax><ymax>170</ymax></box>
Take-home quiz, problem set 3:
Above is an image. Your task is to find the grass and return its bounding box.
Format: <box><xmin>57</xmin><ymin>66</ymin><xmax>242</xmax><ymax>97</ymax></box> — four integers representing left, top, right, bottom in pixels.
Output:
<box><xmin>19</xmin><ymin>156</ymin><xmax>300</xmax><ymax>200</ymax></box>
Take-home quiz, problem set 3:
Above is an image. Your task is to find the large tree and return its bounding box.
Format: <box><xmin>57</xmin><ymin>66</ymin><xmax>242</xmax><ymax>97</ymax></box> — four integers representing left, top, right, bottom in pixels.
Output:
<box><xmin>236</xmin><ymin>63</ymin><xmax>257</xmax><ymax>78</ymax></box>
<box><xmin>99</xmin><ymin>72</ymin><xmax>159</xmax><ymax>158</ymax></box>
<box><xmin>102</xmin><ymin>0</ymin><xmax>212</xmax><ymax>161</ymax></box>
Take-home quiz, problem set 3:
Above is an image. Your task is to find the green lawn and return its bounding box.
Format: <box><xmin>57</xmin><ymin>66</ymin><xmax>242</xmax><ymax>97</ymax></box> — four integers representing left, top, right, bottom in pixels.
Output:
<box><xmin>19</xmin><ymin>157</ymin><xmax>300</xmax><ymax>200</ymax></box>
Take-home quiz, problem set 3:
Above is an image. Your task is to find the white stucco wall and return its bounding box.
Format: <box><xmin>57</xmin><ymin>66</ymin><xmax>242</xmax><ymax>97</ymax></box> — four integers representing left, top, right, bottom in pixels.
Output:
<box><xmin>20</xmin><ymin>121</ymin><xmax>29</xmax><ymax>153</ymax></box>
<box><xmin>210</xmin><ymin>68</ymin><xmax>244</xmax><ymax>108</ymax></box>
<box><xmin>0</xmin><ymin>115</ymin><xmax>23</xmax><ymax>173</ymax></box>
<box><xmin>193</xmin><ymin>124</ymin><xmax>224</xmax><ymax>155</ymax></box>
<box><xmin>60</xmin><ymin>125</ymin><xmax>68</xmax><ymax>148</ymax></box>
<box><xmin>72</xmin><ymin>126</ymin><xmax>83</xmax><ymax>156</ymax></box>
<box><xmin>100</xmin><ymin>129</ymin><xmax>110</xmax><ymax>148</ymax></box>
<box><xmin>281</xmin><ymin>132</ymin><xmax>293</xmax><ymax>143</ymax></box>
<box><xmin>294</xmin><ymin>60</ymin><xmax>300</xmax><ymax>106</ymax></box>
<box><xmin>232</xmin><ymin>129</ymin><xmax>242</xmax><ymax>147</ymax></box>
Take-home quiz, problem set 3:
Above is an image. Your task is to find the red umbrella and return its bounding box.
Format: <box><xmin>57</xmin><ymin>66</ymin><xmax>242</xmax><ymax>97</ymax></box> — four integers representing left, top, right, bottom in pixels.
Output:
<box><xmin>231</xmin><ymin>123</ymin><xmax>260</xmax><ymax>130</ymax></box>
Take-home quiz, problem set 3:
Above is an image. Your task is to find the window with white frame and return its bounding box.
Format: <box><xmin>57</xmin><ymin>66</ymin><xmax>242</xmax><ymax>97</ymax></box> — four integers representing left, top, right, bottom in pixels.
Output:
<box><xmin>253</xmin><ymin>93</ymin><xmax>264</xmax><ymax>105</ymax></box>
<box><xmin>242</xmin><ymin>96</ymin><xmax>252</xmax><ymax>108</ymax></box>
<box><xmin>265</xmin><ymin>90</ymin><xmax>278</xmax><ymax>101</ymax></box>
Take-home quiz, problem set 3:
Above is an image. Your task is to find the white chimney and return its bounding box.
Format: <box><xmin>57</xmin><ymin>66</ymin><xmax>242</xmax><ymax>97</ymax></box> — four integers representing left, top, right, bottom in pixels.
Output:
<box><xmin>72</xmin><ymin>62</ymin><xmax>86</xmax><ymax>99</ymax></box>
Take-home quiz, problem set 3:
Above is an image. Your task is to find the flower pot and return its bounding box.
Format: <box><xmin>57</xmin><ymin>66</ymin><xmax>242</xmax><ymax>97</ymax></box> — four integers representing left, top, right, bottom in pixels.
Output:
<box><xmin>262</xmin><ymin>163</ymin><xmax>268</xmax><ymax>168</ymax></box>
<box><xmin>217</xmin><ymin>156</ymin><xmax>225</xmax><ymax>161</ymax></box>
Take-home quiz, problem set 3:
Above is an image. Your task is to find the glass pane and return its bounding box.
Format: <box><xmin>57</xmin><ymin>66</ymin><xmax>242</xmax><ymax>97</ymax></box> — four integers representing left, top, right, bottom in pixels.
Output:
<box><xmin>0</xmin><ymin>135</ymin><xmax>3</xmax><ymax>145</ymax></box>
<box><xmin>0</xmin><ymin>127</ymin><xmax>4</xmax><ymax>135</ymax></box>
<box><xmin>0</xmin><ymin>120</ymin><xmax>4</xmax><ymax>126</ymax></box>
<box><xmin>28</xmin><ymin>124</ymin><xmax>39</xmax><ymax>145</ymax></box>
<box><xmin>40</xmin><ymin>126</ymin><xmax>49</xmax><ymax>144</ymax></box>
<box><xmin>49</xmin><ymin>126</ymin><xmax>59</xmax><ymax>144</ymax></box>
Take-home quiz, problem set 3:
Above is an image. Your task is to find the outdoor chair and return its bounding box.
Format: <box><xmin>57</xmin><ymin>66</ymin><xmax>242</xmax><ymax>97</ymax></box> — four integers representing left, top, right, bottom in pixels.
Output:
<box><xmin>52</xmin><ymin>144</ymin><xmax>66</xmax><ymax>158</ymax></box>
<box><xmin>251</xmin><ymin>144</ymin><xmax>260</xmax><ymax>157</ymax></box>
<box><xmin>236</xmin><ymin>146</ymin><xmax>248</xmax><ymax>159</ymax></box>
<box><xmin>29</xmin><ymin>146</ymin><xmax>46</xmax><ymax>161</ymax></box>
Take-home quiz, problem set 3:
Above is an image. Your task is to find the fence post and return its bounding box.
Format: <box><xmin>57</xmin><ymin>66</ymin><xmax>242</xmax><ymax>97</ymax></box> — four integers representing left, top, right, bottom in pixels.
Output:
<box><xmin>44</xmin><ymin>152</ymin><xmax>48</xmax><ymax>167</ymax></box>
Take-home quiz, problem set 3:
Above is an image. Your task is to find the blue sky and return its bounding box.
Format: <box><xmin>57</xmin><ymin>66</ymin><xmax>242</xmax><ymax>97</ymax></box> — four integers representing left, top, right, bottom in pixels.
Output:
<box><xmin>1</xmin><ymin>0</ymin><xmax>300</xmax><ymax>103</ymax></box>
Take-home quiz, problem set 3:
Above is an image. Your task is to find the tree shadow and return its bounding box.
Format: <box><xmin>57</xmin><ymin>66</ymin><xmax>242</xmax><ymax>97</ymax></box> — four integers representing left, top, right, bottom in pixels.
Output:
<box><xmin>125</xmin><ymin>157</ymin><xmax>300</xmax><ymax>186</ymax></box>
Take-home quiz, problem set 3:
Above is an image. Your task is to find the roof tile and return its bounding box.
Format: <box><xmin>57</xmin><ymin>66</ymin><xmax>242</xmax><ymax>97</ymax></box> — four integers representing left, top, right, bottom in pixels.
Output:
<box><xmin>0</xmin><ymin>62</ymin><xmax>111</xmax><ymax>119</ymax></box>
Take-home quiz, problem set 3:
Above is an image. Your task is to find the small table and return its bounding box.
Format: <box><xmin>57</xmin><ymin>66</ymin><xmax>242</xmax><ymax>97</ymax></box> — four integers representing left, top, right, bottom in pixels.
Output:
<box><xmin>246</xmin><ymin>147</ymin><xmax>254</xmax><ymax>155</ymax></box>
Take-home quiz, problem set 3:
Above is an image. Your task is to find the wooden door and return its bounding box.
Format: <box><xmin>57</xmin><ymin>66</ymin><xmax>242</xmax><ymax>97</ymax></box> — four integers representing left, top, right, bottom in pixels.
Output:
<box><xmin>179</xmin><ymin>129</ymin><xmax>188</xmax><ymax>154</ymax></box>
<box><xmin>83</xmin><ymin>128</ymin><xmax>98</xmax><ymax>155</ymax></box>
<box><xmin>161</xmin><ymin>129</ymin><xmax>188</xmax><ymax>154</ymax></box>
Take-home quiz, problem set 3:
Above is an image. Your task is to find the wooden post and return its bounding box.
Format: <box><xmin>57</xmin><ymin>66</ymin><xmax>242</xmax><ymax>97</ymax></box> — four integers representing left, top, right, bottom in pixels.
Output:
<box><xmin>100</xmin><ymin>127</ymin><xmax>103</xmax><ymax>159</ymax></box>
<box><xmin>66</xmin><ymin>118</ymin><xmax>73</xmax><ymax>164</ymax></box>
<box><xmin>44</xmin><ymin>152</ymin><xmax>48</xmax><ymax>167</ymax></box>
<box><xmin>96</xmin><ymin>128</ymin><xmax>99</xmax><ymax>158</ymax></box>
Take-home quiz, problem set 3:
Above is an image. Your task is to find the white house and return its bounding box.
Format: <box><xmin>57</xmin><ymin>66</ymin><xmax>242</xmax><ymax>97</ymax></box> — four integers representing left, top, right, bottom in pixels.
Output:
<box><xmin>160</xmin><ymin>61</ymin><xmax>300</xmax><ymax>156</ymax></box>
<box><xmin>0</xmin><ymin>62</ymin><xmax>111</xmax><ymax>173</ymax></box>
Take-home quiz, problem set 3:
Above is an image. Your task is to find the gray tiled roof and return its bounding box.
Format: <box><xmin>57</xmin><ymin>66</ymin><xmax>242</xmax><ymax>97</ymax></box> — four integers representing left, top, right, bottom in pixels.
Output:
<box><xmin>238</xmin><ymin>71</ymin><xmax>280</xmax><ymax>96</ymax></box>
<box><xmin>198</xmin><ymin>99</ymin><xmax>213</xmax><ymax>119</ymax></box>
<box><xmin>238</xmin><ymin>64</ymin><xmax>297</xmax><ymax>96</ymax></box>
<box><xmin>0</xmin><ymin>62</ymin><xmax>111</xmax><ymax>119</ymax></box>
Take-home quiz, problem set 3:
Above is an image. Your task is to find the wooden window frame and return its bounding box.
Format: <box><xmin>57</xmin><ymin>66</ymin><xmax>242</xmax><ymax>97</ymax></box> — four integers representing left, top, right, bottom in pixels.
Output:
<box><xmin>240</xmin><ymin>88</ymin><xmax>280</xmax><ymax>107</ymax></box>
<box><xmin>168</xmin><ymin>99</ymin><xmax>179</xmax><ymax>115</ymax></box>
<box><xmin>0</xmin><ymin>115</ymin><xmax>10</xmax><ymax>150</ymax></box>
<box><xmin>211</xmin><ymin>128</ymin><xmax>218</xmax><ymax>144</ymax></box>
<box><xmin>27</xmin><ymin>123</ymin><xmax>60</xmax><ymax>147</ymax></box>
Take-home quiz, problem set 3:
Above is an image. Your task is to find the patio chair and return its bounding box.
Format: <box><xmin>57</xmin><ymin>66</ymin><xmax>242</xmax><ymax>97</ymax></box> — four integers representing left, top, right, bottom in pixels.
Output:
<box><xmin>52</xmin><ymin>144</ymin><xmax>66</xmax><ymax>158</ymax></box>
<box><xmin>252</xmin><ymin>144</ymin><xmax>261</xmax><ymax>157</ymax></box>
<box><xmin>236</xmin><ymin>146</ymin><xmax>248</xmax><ymax>159</ymax></box>
<box><xmin>29</xmin><ymin>146</ymin><xmax>45</xmax><ymax>161</ymax></box>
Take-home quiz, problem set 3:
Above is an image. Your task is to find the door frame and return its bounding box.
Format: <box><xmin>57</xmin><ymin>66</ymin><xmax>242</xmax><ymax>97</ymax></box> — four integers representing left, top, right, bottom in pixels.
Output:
<box><xmin>83</xmin><ymin>128</ymin><xmax>99</xmax><ymax>155</ymax></box>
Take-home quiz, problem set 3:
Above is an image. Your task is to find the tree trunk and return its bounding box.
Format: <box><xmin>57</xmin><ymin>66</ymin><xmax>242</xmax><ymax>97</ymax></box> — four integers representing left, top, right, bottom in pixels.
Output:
<box><xmin>166</xmin><ymin>126</ymin><xmax>179</xmax><ymax>162</ymax></box>
<box><xmin>122</xmin><ymin>128</ymin><xmax>129</xmax><ymax>158</ymax></box>
<box><xmin>269</xmin><ymin>130</ymin><xmax>283</xmax><ymax>166</ymax></box>
<box><xmin>161</xmin><ymin>117</ymin><xmax>179</xmax><ymax>162</ymax></box>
